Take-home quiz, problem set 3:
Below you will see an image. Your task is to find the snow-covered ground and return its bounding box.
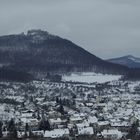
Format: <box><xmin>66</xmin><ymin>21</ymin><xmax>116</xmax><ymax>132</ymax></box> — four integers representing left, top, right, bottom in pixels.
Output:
<box><xmin>62</xmin><ymin>72</ymin><xmax>121</xmax><ymax>83</ymax></box>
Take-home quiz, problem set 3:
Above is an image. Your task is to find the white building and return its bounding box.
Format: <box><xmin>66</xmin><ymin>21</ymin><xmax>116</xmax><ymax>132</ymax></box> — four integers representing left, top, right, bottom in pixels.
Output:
<box><xmin>44</xmin><ymin>128</ymin><xmax>69</xmax><ymax>138</ymax></box>
<box><xmin>101</xmin><ymin>129</ymin><xmax>122</xmax><ymax>139</ymax></box>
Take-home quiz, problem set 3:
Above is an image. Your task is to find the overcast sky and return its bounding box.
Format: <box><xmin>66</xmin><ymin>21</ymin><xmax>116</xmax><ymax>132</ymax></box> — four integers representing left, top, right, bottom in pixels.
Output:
<box><xmin>0</xmin><ymin>0</ymin><xmax>140</xmax><ymax>59</ymax></box>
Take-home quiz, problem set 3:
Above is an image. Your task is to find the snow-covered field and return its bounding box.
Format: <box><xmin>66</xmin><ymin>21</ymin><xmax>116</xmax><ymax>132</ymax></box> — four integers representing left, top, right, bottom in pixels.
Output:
<box><xmin>62</xmin><ymin>72</ymin><xmax>121</xmax><ymax>83</ymax></box>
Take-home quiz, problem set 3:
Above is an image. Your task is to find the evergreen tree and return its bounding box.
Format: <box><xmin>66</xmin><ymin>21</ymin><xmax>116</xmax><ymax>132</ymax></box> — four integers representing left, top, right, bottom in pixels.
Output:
<box><xmin>29</xmin><ymin>129</ymin><xmax>34</xmax><ymax>138</ymax></box>
<box><xmin>7</xmin><ymin>118</ymin><xmax>14</xmax><ymax>131</ymax></box>
<box><xmin>39</xmin><ymin>119</ymin><xmax>51</xmax><ymax>132</ymax></box>
<box><xmin>37</xmin><ymin>110</ymin><xmax>41</xmax><ymax>120</ymax></box>
<box><xmin>7</xmin><ymin>119</ymin><xmax>17</xmax><ymax>138</ymax></box>
<box><xmin>59</xmin><ymin>105</ymin><xmax>65</xmax><ymax>115</ymax></box>
<box><xmin>127</xmin><ymin>119</ymin><xmax>139</xmax><ymax>139</ymax></box>
<box><xmin>56</xmin><ymin>97</ymin><xmax>59</xmax><ymax>104</ymax></box>
<box><xmin>25</xmin><ymin>123</ymin><xmax>29</xmax><ymax>131</ymax></box>
<box><xmin>0</xmin><ymin>121</ymin><xmax>3</xmax><ymax>138</ymax></box>
<box><xmin>13</xmin><ymin>127</ymin><xmax>17</xmax><ymax>138</ymax></box>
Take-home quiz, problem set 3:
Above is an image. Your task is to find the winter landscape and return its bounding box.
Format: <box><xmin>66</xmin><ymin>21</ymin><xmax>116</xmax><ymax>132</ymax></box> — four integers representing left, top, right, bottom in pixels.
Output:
<box><xmin>0</xmin><ymin>0</ymin><xmax>140</xmax><ymax>140</ymax></box>
<box><xmin>0</xmin><ymin>69</ymin><xmax>140</xmax><ymax>140</ymax></box>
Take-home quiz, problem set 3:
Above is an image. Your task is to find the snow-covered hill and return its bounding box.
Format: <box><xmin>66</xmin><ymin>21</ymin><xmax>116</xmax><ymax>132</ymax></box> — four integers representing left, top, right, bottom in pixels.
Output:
<box><xmin>107</xmin><ymin>55</ymin><xmax>140</xmax><ymax>68</ymax></box>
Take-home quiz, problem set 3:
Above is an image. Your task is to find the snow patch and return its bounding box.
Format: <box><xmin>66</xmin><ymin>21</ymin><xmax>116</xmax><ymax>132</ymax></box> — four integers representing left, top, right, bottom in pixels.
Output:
<box><xmin>62</xmin><ymin>72</ymin><xmax>121</xmax><ymax>83</ymax></box>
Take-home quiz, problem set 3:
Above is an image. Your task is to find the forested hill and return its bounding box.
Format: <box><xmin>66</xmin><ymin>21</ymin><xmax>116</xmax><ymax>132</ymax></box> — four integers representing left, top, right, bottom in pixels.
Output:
<box><xmin>0</xmin><ymin>29</ymin><xmax>128</xmax><ymax>77</ymax></box>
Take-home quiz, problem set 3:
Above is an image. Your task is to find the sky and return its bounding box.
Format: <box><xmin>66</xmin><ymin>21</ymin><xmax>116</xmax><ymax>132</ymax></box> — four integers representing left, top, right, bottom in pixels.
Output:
<box><xmin>0</xmin><ymin>0</ymin><xmax>140</xmax><ymax>59</ymax></box>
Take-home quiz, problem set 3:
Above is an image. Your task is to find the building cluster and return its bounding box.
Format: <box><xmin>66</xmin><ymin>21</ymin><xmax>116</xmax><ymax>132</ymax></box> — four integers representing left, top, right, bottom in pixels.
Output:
<box><xmin>0</xmin><ymin>80</ymin><xmax>140</xmax><ymax>139</ymax></box>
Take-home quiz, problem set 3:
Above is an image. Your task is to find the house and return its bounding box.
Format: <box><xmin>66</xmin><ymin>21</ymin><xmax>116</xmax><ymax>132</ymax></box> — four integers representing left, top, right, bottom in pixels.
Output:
<box><xmin>101</xmin><ymin>129</ymin><xmax>123</xmax><ymax>140</ymax></box>
<box><xmin>21</xmin><ymin>118</ymin><xmax>39</xmax><ymax>125</ymax></box>
<box><xmin>48</xmin><ymin>110</ymin><xmax>61</xmax><ymax>118</ymax></box>
<box><xmin>110</xmin><ymin>121</ymin><xmax>131</xmax><ymax>132</ymax></box>
<box><xmin>85</xmin><ymin>103</ymin><xmax>93</xmax><ymax>107</ymax></box>
<box><xmin>70</xmin><ymin>116</ymin><xmax>83</xmax><ymax>124</ymax></box>
<box><xmin>44</xmin><ymin>128</ymin><xmax>69</xmax><ymax>138</ymax></box>
<box><xmin>78</xmin><ymin>127</ymin><xmax>94</xmax><ymax>136</ymax></box>
<box><xmin>76</xmin><ymin>121</ymin><xmax>89</xmax><ymax>129</ymax></box>
<box><xmin>2</xmin><ymin>131</ymin><xmax>9</xmax><ymax>138</ymax></box>
<box><xmin>21</xmin><ymin>112</ymin><xmax>33</xmax><ymax>118</ymax></box>
<box><xmin>88</xmin><ymin>116</ymin><xmax>98</xmax><ymax>125</ymax></box>
<box><xmin>20</xmin><ymin>118</ymin><xmax>39</xmax><ymax>130</ymax></box>
<box><xmin>49</xmin><ymin>118</ymin><xmax>62</xmax><ymax>128</ymax></box>
<box><xmin>97</xmin><ymin>121</ymin><xmax>110</xmax><ymax>131</ymax></box>
<box><xmin>17</xmin><ymin>131</ymin><xmax>27</xmax><ymax>138</ymax></box>
<box><xmin>32</xmin><ymin>130</ymin><xmax>44</xmax><ymax>137</ymax></box>
<box><xmin>76</xmin><ymin>120</ymin><xmax>93</xmax><ymax>136</ymax></box>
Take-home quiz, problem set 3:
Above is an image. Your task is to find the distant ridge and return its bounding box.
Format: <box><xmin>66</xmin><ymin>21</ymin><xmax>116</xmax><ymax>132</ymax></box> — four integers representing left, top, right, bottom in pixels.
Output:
<box><xmin>107</xmin><ymin>55</ymin><xmax>140</xmax><ymax>68</ymax></box>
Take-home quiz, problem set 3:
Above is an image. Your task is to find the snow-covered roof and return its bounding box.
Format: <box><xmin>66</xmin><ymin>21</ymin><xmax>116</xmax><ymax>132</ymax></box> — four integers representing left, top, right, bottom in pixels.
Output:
<box><xmin>101</xmin><ymin>129</ymin><xmax>122</xmax><ymax>139</ymax></box>
<box><xmin>44</xmin><ymin>129</ymin><xmax>69</xmax><ymax>138</ymax></box>
<box><xmin>70</xmin><ymin>116</ymin><xmax>82</xmax><ymax>122</ymax></box>
<box><xmin>73</xmin><ymin>113</ymin><xmax>86</xmax><ymax>118</ymax></box>
<box><xmin>76</xmin><ymin>121</ymin><xmax>89</xmax><ymax>128</ymax></box>
<box><xmin>21</xmin><ymin>113</ymin><xmax>33</xmax><ymax>118</ymax></box>
<box><xmin>49</xmin><ymin>118</ymin><xmax>62</xmax><ymax>124</ymax></box>
<box><xmin>78</xmin><ymin>127</ymin><xmax>94</xmax><ymax>135</ymax></box>
<box><xmin>21</xmin><ymin>118</ymin><xmax>38</xmax><ymax>124</ymax></box>
<box><xmin>98</xmin><ymin>121</ymin><xmax>110</xmax><ymax>126</ymax></box>
<box><xmin>111</xmin><ymin>121</ymin><xmax>131</xmax><ymax>127</ymax></box>
<box><xmin>88</xmin><ymin>116</ymin><xmax>98</xmax><ymax>124</ymax></box>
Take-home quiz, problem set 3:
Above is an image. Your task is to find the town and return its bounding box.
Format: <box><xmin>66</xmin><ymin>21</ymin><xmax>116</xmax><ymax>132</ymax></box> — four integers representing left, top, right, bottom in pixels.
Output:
<box><xmin>0</xmin><ymin>77</ymin><xmax>140</xmax><ymax>140</ymax></box>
